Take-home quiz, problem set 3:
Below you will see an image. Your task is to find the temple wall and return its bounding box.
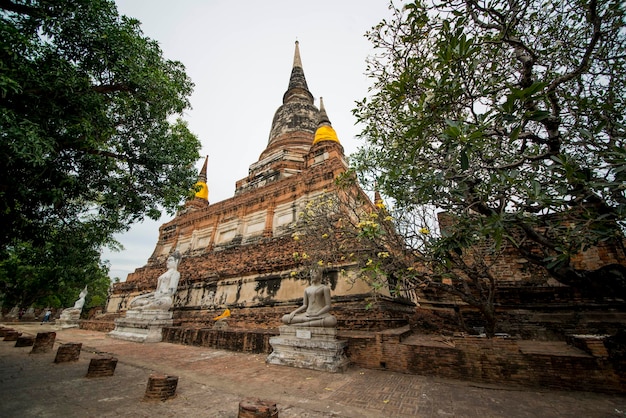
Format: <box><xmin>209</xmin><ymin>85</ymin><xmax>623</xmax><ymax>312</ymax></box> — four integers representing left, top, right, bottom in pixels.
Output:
<box><xmin>105</xmin><ymin>147</ymin><xmax>388</xmax><ymax>321</ymax></box>
<box><xmin>437</xmin><ymin>212</ymin><xmax>626</xmax><ymax>286</ymax></box>
<box><xmin>107</xmin><ymin>265</ymin><xmax>378</xmax><ymax>315</ymax></box>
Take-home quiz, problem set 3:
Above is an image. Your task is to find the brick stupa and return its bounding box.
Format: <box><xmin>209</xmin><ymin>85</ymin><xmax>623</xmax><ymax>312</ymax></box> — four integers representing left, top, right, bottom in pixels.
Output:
<box><xmin>105</xmin><ymin>42</ymin><xmax>415</xmax><ymax>332</ymax></box>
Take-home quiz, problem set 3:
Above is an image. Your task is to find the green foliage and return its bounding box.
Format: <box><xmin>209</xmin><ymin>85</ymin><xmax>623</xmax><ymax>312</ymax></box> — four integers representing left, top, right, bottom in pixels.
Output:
<box><xmin>292</xmin><ymin>177</ymin><xmax>503</xmax><ymax>334</ymax></box>
<box><xmin>0</xmin><ymin>0</ymin><xmax>201</xmax><ymax>306</ymax></box>
<box><xmin>292</xmin><ymin>179</ymin><xmax>422</xmax><ymax>301</ymax></box>
<box><xmin>0</xmin><ymin>222</ymin><xmax>111</xmax><ymax>309</ymax></box>
<box><xmin>1</xmin><ymin>0</ymin><xmax>200</xmax><ymax>247</ymax></box>
<box><xmin>353</xmin><ymin>0</ymin><xmax>626</xmax><ymax>296</ymax></box>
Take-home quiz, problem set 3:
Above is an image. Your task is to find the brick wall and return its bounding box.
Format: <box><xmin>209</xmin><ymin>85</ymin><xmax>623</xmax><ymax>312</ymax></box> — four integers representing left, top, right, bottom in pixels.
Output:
<box><xmin>420</xmin><ymin>286</ymin><xmax>626</xmax><ymax>340</ymax></box>
<box><xmin>80</xmin><ymin>320</ymin><xmax>115</xmax><ymax>332</ymax></box>
<box><xmin>160</xmin><ymin>325</ymin><xmax>624</xmax><ymax>394</ymax></box>
<box><xmin>436</xmin><ymin>212</ymin><xmax>626</xmax><ymax>285</ymax></box>
<box><xmin>162</xmin><ymin>327</ymin><xmax>277</xmax><ymax>354</ymax></box>
<box><xmin>169</xmin><ymin>297</ymin><xmax>414</xmax><ymax>331</ymax></box>
<box><xmin>343</xmin><ymin>332</ymin><xmax>625</xmax><ymax>394</ymax></box>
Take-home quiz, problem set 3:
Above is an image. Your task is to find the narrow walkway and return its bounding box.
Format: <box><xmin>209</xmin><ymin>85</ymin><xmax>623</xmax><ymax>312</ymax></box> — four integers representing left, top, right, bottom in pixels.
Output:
<box><xmin>0</xmin><ymin>323</ymin><xmax>624</xmax><ymax>417</ymax></box>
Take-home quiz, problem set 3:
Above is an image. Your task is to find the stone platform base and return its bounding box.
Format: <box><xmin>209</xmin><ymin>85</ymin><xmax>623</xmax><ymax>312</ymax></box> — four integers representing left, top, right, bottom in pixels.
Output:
<box><xmin>266</xmin><ymin>325</ymin><xmax>349</xmax><ymax>373</ymax></box>
<box><xmin>57</xmin><ymin>309</ymin><xmax>81</xmax><ymax>329</ymax></box>
<box><xmin>56</xmin><ymin>320</ymin><xmax>80</xmax><ymax>329</ymax></box>
<box><xmin>108</xmin><ymin>310</ymin><xmax>173</xmax><ymax>343</ymax></box>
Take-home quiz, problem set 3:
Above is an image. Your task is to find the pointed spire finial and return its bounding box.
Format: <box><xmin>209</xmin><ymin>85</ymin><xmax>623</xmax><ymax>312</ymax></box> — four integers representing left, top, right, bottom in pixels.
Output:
<box><xmin>198</xmin><ymin>155</ymin><xmax>208</xmax><ymax>183</ymax></box>
<box><xmin>374</xmin><ymin>182</ymin><xmax>385</xmax><ymax>209</ymax></box>
<box><xmin>374</xmin><ymin>189</ymin><xmax>383</xmax><ymax>205</ymax></box>
<box><xmin>313</xmin><ymin>97</ymin><xmax>341</xmax><ymax>145</ymax></box>
<box><xmin>194</xmin><ymin>155</ymin><xmax>209</xmax><ymax>201</ymax></box>
<box><xmin>293</xmin><ymin>40</ymin><xmax>303</xmax><ymax>69</ymax></box>
<box><xmin>283</xmin><ymin>41</ymin><xmax>313</xmax><ymax>105</ymax></box>
<box><xmin>318</xmin><ymin>97</ymin><xmax>331</xmax><ymax>125</ymax></box>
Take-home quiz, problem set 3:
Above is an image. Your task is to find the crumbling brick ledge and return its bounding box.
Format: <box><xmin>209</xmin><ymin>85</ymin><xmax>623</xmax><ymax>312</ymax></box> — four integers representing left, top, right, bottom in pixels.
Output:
<box><xmin>161</xmin><ymin>325</ymin><xmax>625</xmax><ymax>395</ymax></box>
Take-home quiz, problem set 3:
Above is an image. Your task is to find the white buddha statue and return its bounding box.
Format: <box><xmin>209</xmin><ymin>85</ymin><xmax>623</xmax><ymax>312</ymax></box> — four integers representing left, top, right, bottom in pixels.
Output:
<box><xmin>282</xmin><ymin>268</ymin><xmax>337</xmax><ymax>328</ymax></box>
<box><xmin>130</xmin><ymin>251</ymin><xmax>181</xmax><ymax>311</ymax></box>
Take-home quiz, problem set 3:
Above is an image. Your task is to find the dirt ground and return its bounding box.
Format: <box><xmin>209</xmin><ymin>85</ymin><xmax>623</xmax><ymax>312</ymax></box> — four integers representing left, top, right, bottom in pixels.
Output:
<box><xmin>1</xmin><ymin>323</ymin><xmax>625</xmax><ymax>417</ymax></box>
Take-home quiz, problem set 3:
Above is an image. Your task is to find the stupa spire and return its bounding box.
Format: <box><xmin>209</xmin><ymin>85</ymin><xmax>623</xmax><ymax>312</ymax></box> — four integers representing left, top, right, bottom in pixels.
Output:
<box><xmin>283</xmin><ymin>41</ymin><xmax>314</xmax><ymax>104</ymax></box>
<box><xmin>194</xmin><ymin>155</ymin><xmax>209</xmax><ymax>201</ymax></box>
<box><xmin>241</xmin><ymin>41</ymin><xmax>322</xmax><ymax>191</ymax></box>
<box><xmin>313</xmin><ymin>97</ymin><xmax>340</xmax><ymax>145</ymax></box>
<box><xmin>293</xmin><ymin>40</ymin><xmax>303</xmax><ymax>68</ymax></box>
<box><xmin>318</xmin><ymin>97</ymin><xmax>331</xmax><ymax>124</ymax></box>
<box><xmin>198</xmin><ymin>155</ymin><xmax>208</xmax><ymax>183</ymax></box>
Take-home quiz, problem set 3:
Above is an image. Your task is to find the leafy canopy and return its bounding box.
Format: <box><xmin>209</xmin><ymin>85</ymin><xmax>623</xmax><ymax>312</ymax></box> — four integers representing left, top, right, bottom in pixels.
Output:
<box><xmin>295</xmin><ymin>178</ymin><xmax>501</xmax><ymax>334</ymax></box>
<box><xmin>353</xmin><ymin>0</ymin><xmax>626</xmax><ymax>293</ymax></box>
<box><xmin>0</xmin><ymin>231</ymin><xmax>111</xmax><ymax>311</ymax></box>
<box><xmin>0</xmin><ymin>0</ymin><xmax>201</xmax><ymax>306</ymax></box>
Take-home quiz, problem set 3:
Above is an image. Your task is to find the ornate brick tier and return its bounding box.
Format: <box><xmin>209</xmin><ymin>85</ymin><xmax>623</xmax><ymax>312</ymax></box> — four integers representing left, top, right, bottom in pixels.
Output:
<box><xmin>103</xmin><ymin>42</ymin><xmax>415</xmax><ymax>333</ymax></box>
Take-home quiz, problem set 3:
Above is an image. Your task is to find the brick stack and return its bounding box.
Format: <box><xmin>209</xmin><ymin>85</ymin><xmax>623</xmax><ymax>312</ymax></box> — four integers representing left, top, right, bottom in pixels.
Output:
<box><xmin>238</xmin><ymin>398</ymin><xmax>278</xmax><ymax>418</ymax></box>
<box><xmin>0</xmin><ymin>327</ymin><xmax>14</xmax><ymax>337</ymax></box>
<box><xmin>143</xmin><ymin>374</ymin><xmax>178</xmax><ymax>401</ymax></box>
<box><xmin>3</xmin><ymin>330</ymin><xmax>20</xmax><ymax>341</ymax></box>
<box><xmin>14</xmin><ymin>335</ymin><xmax>35</xmax><ymax>347</ymax></box>
<box><xmin>86</xmin><ymin>357</ymin><xmax>118</xmax><ymax>377</ymax></box>
<box><xmin>30</xmin><ymin>332</ymin><xmax>56</xmax><ymax>354</ymax></box>
<box><xmin>54</xmin><ymin>343</ymin><xmax>82</xmax><ymax>363</ymax></box>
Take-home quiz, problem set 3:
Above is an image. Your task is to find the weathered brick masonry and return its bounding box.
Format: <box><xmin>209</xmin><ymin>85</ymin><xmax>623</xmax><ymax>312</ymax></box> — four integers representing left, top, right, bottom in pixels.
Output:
<box><xmin>103</xmin><ymin>41</ymin><xmax>414</xmax><ymax>330</ymax></box>
<box><xmin>159</xmin><ymin>325</ymin><xmax>624</xmax><ymax>394</ymax></box>
<box><xmin>94</xmin><ymin>42</ymin><xmax>626</xmax><ymax>394</ymax></box>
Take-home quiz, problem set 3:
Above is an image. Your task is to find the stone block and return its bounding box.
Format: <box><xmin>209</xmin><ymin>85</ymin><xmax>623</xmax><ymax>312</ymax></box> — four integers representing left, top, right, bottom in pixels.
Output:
<box><xmin>14</xmin><ymin>336</ymin><xmax>35</xmax><ymax>347</ymax></box>
<box><xmin>266</xmin><ymin>325</ymin><xmax>349</xmax><ymax>373</ymax></box>
<box><xmin>143</xmin><ymin>374</ymin><xmax>178</xmax><ymax>401</ymax></box>
<box><xmin>0</xmin><ymin>327</ymin><xmax>15</xmax><ymax>337</ymax></box>
<box><xmin>31</xmin><ymin>332</ymin><xmax>56</xmax><ymax>354</ymax></box>
<box><xmin>54</xmin><ymin>343</ymin><xmax>82</xmax><ymax>363</ymax></box>
<box><xmin>86</xmin><ymin>357</ymin><xmax>118</xmax><ymax>378</ymax></box>
<box><xmin>4</xmin><ymin>331</ymin><xmax>20</xmax><ymax>341</ymax></box>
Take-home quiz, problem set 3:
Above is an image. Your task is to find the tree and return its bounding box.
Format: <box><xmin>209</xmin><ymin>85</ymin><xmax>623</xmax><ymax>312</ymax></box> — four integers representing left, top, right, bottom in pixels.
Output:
<box><xmin>295</xmin><ymin>177</ymin><xmax>500</xmax><ymax>335</ymax></box>
<box><xmin>0</xmin><ymin>0</ymin><xmax>201</xmax><ymax>305</ymax></box>
<box><xmin>352</xmin><ymin>0</ymin><xmax>626</xmax><ymax>311</ymax></box>
<box><xmin>0</xmin><ymin>223</ymin><xmax>111</xmax><ymax>310</ymax></box>
<box><xmin>290</xmin><ymin>178</ymin><xmax>400</xmax><ymax>298</ymax></box>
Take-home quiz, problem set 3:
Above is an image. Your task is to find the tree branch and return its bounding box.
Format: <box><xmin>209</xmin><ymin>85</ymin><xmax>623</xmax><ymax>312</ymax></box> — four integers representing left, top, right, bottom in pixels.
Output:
<box><xmin>546</xmin><ymin>0</ymin><xmax>602</xmax><ymax>96</ymax></box>
<box><xmin>0</xmin><ymin>0</ymin><xmax>40</xmax><ymax>16</ymax></box>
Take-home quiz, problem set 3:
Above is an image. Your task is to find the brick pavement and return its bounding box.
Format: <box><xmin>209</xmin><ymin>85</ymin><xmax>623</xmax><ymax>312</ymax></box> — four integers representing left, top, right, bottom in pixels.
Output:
<box><xmin>1</xmin><ymin>323</ymin><xmax>625</xmax><ymax>417</ymax></box>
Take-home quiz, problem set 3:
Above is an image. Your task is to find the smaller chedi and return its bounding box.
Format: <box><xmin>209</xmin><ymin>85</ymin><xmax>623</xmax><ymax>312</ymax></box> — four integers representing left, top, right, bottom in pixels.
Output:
<box><xmin>108</xmin><ymin>251</ymin><xmax>182</xmax><ymax>343</ymax></box>
<box><xmin>57</xmin><ymin>286</ymin><xmax>88</xmax><ymax>329</ymax></box>
<box><xmin>267</xmin><ymin>267</ymin><xmax>348</xmax><ymax>373</ymax></box>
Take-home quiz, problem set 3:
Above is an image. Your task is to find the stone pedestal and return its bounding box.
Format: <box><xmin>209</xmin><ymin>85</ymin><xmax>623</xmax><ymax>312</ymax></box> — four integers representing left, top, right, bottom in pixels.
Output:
<box><xmin>108</xmin><ymin>309</ymin><xmax>173</xmax><ymax>343</ymax></box>
<box><xmin>238</xmin><ymin>398</ymin><xmax>278</xmax><ymax>418</ymax></box>
<box><xmin>266</xmin><ymin>326</ymin><xmax>349</xmax><ymax>373</ymax></box>
<box><xmin>15</xmin><ymin>336</ymin><xmax>35</xmax><ymax>347</ymax></box>
<box><xmin>143</xmin><ymin>374</ymin><xmax>178</xmax><ymax>401</ymax></box>
<box><xmin>0</xmin><ymin>327</ymin><xmax>14</xmax><ymax>337</ymax></box>
<box><xmin>31</xmin><ymin>331</ymin><xmax>56</xmax><ymax>354</ymax></box>
<box><xmin>54</xmin><ymin>343</ymin><xmax>82</xmax><ymax>363</ymax></box>
<box><xmin>56</xmin><ymin>308</ymin><xmax>81</xmax><ymax>329</ymax></box>
<box><xmin>86</xmin><ymin>357</ymin><xmax>118</xmax><ymax>377</ymax></box>
<box><xmin>3</xmin><ymin>330</ymin><xmax>20</xmax><ymax>341</ymax></box>
<box><xmin>213</xmin><ymin>319</ymin><xmax>229</xmax><ymax>330</ymax></box>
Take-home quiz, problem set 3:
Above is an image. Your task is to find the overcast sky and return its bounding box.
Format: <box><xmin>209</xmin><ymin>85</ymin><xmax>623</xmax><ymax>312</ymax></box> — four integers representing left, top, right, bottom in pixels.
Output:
<box><xmin>103</xmin><ymin>0</ymin><xmax>397</xmax><ymax>280</ymax></box>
